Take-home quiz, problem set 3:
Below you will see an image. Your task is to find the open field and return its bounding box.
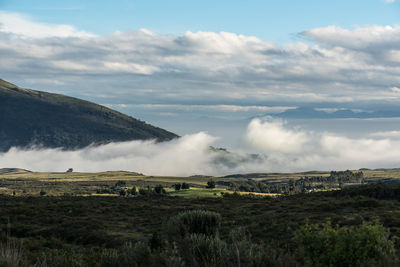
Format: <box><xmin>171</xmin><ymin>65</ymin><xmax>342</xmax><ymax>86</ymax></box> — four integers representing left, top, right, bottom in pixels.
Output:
<box><xmin>0</xmin><ymin>168</ymin><xmax>400</xmax><ymax>197</ymax></box>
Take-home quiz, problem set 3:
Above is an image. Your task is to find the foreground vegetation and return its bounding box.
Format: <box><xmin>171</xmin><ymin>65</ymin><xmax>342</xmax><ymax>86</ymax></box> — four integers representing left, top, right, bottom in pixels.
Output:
<box><xmin>1</xmin><ymin>168</ymin><xmax>400</xmax><ymax>266</ymax></box>
<box><xmin>0</xmin><ymin>183</ymin><xmax>399</xmax><ymax>265</ymax></box>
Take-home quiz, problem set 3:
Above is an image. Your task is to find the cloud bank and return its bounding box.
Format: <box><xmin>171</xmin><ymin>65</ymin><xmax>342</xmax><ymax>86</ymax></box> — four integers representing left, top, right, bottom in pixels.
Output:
<box><xmin>2</xmin><ymin>119</ymin><xmax>400</xmax><ymax>175</ymax></box>
<box><xmin>1</xmin><ymin>11</ymin><xmax>400</xmax><ymax>107</ymax></box>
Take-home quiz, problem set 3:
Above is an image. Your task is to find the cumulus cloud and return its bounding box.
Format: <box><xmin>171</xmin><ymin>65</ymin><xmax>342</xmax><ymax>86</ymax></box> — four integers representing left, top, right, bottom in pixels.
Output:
<box><xmin>1</xmin><ymin>11</ymin><xmax>400</xmax><ymax>107</ymax></box>
<box><xmin>0</xmin><ymin>11</ymin><xmax>95</xmax><ymax>38</ymax></box>
<box><xmin>245</xmin><ymin>118</ymin><xmax>309</xmax><ymax>153</ymax></box>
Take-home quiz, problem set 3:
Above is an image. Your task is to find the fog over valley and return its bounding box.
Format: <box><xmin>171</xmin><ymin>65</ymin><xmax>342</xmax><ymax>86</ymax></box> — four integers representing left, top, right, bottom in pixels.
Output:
<box><xmin>3</xmin><ymin>117</ymin><xmax>400</xmax><ymax>176</ymax></box>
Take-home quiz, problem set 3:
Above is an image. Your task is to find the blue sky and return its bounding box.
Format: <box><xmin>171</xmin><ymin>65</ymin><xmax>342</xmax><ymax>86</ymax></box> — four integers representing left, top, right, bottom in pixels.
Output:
<box><xmin>1</xmin><ymin>0</ymin><xmax>400</xmax><ymax>43</ymax></box>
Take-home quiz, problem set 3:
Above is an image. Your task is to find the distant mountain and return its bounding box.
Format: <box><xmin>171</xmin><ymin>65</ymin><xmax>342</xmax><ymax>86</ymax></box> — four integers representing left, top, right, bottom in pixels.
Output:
<box><xmin>0</xmin><ymin>79</ymin><xmax>178</xmax><ymax>151</ymax></box>
<box><xmin>273</xmin><ymin>107</ymin><xmax>372</xmax><ymax>119</ymax></box>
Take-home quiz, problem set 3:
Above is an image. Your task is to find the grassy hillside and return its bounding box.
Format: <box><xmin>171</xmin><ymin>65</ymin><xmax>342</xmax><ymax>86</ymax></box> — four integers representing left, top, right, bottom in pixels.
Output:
<box><xmin>0</xmin><ymin>79</ymin><xmax>178</xmax><ymax>151</ymax></box>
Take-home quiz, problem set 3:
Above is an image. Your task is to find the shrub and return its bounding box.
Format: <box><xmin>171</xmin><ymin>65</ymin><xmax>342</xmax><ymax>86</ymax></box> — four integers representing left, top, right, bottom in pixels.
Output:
<box><xmin>174</xmin><ymin>183</ymin><xmax>181</xmax><ymax>191</ymax></box>
<box><xmin>186</xmin><ymin>233</ymin><xmax>228</xmax><ymax>266</ymax></box>
<box><xmin>114</xmin><ymin>181</ymin><xmax>126</xmax><ymax>187</ymax></box>
<box><xmin>206</xmin><ymin>180</ymin><xmax>216</xmax><ymax>189</ymax></box>
<box><xmin>149</xmin><ymin>232</ymin><xmax>163</xmax><ymax>252</ymax></box>
<box><xmin>154</xmin><ymin>185</ymin><xmax>166</xmax><ymax>195</ymax></box>
<box><xmin>0</xmin><ymin>239</ymin><xmax>26</xmax><ymax>267</ymax></box>
<box><xmin>36</xmin><ymin>249</ymin><xmax>84</xmax><ymax>267</ymax></box>
<box><xmin>167</xmin><ymin>210</ymin><xmax>221</xmax><ymax>240</ymax></box>
<box><xmin>139</xmin><ymin>188</ymin><xmax>148</xmax><ymax>196</ymax></box>
<box><xmin>40</xmin><ymin>190</ymin><xmax>46</xmax><ymax>196</ymax></box>
<box><xmin>294</xmin><ymin>220</ymin><xmax>397</xmax><ymax>266</ymax></box>
<box><xmin>100</xmin><ymin>242</ymin><xmax>152</xmax><ymax>267</ymax></box>
<box><xmin>131</xmin><ymin>186</ymin><xmax>137</xmax><ymax>196</ymax></box>
<box><xmin>181</xmin><ymin>183</ymin><xmax>190</xmax><ymax>190</ymax></box>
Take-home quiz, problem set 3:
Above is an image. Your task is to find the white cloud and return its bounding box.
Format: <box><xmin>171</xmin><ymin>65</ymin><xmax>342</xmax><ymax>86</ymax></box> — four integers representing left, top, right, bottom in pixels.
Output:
<box><xmin>0</xmin><ymin>11</ymin><xmax>95</xmax><ymax>38</ymax></box>
<box><xmin>0</xmin><ymin>133</ymin><xmax>217</xmax><ymax>176</ymax></box>
<box><xmin>3</xmin><ymin>119</ymin><xmax>400</xmax><ymax>175</ymax></box>
<box><xmin>370</xmin><ymin>130</ymin><xmax>400</xmax><ymax>138</ymax></box>
<box><xmin>119</xmin><ymin>104</ymin><xmax>295</xmax><ymax>113</ymax></box>
<box><xmin>1</xmin><ymin>12</ymin><xmax>400</xmax><ymax>108</ymax></box>
<box><xmin>245</xmin><ymin>118</ymin><xmax>309</xmax><ymax>153</ymax></box>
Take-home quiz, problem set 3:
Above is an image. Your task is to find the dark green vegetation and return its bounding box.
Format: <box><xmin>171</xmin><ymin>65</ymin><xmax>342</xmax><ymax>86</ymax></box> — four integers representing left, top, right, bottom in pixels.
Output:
<box><xmin>0</xmin><ymin>79</ymin><xmax>177</xmax><ymax>151</ymax></box>
<box><xmin>1</xmin><ymin>168</ymin><xmax>400</xmax><ymax>266</ymax></box>
<box><xmin>1</xmin><ymin>184</ymin><xmax>400</xmax><ymax>266</ymax></box>
<box><xmin>225</xmin><ymin>170</ymin><xmax>365</xmax><ymax>194</ymax></box>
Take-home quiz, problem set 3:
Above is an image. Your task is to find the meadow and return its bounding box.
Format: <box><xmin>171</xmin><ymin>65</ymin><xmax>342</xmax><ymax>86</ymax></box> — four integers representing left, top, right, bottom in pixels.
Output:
<box><xmin>0</xmin><ymin>168</ymin><xmax>400</xmax><ymax>266</ymax></box>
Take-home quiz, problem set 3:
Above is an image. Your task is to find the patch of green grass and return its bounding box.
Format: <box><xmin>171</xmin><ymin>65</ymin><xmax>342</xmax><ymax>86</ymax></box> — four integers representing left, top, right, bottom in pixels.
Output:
<box><xmin>167</xmin><ymin>188</ymin><xmax>226</xmax><ymax>197</ymax></box>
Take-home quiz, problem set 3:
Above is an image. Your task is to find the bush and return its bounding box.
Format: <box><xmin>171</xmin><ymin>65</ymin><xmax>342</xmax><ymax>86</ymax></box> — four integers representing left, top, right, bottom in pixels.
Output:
<box><xmin>206</xmin><ymin>180</ymin><xmax>215</xmax><ymax>189</ymax></box>
<box><xmin>100</xmin><ymin>242</ymin><xmax>152</xmax><ymax>267</ymax></box>
<box><xmin>131</xmin><ymin>186</ymin><xmax>137</xmax><ymax>196</ymax></box>
<box><xmin>174</xmin><ymin>184</ymin><xmax>181</xmax><ymax>191</ymax></box>
<box><xmin>0</xmin><ymin>239</ymin><xmax>27</xmax><ymax>267</ymax></box>
<box><xmin>40</xmin><ymin>190</ymin><xmax>46</xmax><ymax>196</ymax></box>
<box><xmin>167</xmin><ymin>210</ymin><xmax>221</xmax><ymax>239</ymax></box>
<box><xmin>114</xmin><ymin>181</ymin><xmax>126</xmax><ymax>187</ymax></box>
<box><xmin>181</xmin><ymin>183</ymin><xmax>190</xmax><ymax>190</ymax></box>
<box><xmin>294</xmin><ymin>220</ymin><xmax>397</xmax><ymax>266</ymax></box>
<box><xmin>36</xmin><ymin>249</ymin><xmax>84</xmax><ymax>267</ymax></box>
<box><xmin>186</xmin><ymin>233</ymin><xmax>228</xmax><ymax>266</ymax></box>
<box><xmin>138</xmin><ymin>188</ymin><xmax>148</xmax><ymax>196</ymax></box>
<box><xmin>149</xmin><ymin>232</ymin><xmax>163</xmax><ymax>252</ymax></box>
<box><xmin>154</xmin><ymin>185</ymin><xmax>166</xmax><ymax>195</ymax></box>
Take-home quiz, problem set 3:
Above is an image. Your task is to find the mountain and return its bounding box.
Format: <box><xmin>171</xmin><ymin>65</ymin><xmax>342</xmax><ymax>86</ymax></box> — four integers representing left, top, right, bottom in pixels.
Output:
<box><xmin>273</xmin><ymin>107</ymin><xmax>372</xmax><ymax>119</ymax></box>
<box><xmin>0</xmin><ymin>79</ymin><xmax>178</xmax><ymax>151</ymax></box>
<box><xmin>269</xmin><ymin>106</ymin><xmax>400</xmax><ymax>119</ymax></box>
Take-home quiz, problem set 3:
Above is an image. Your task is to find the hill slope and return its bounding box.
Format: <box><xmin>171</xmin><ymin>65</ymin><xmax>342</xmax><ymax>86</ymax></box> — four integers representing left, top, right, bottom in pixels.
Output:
<box><xmin>0</xmin><ymin>79</ymin><xmax>178</xmax><ymax>151</ymax></box>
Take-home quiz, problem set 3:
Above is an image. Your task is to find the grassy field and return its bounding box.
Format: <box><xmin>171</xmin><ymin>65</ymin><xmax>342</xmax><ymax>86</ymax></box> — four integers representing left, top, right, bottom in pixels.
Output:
<box><xmin>1</xmin><ymin>168</ymin><xmax>400</xmax><ymax>197</ymax></box>
<box><xmin>0</xmin><ymin>168</ymin><xmax>400</xmax><ymax>265</ymax></box>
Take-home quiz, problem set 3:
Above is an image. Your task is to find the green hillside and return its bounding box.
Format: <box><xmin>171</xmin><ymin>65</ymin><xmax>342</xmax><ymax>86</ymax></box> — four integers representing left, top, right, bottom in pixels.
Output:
<box><xmin>0</xmin><ymin>79</ymin><xmax>178</xmax><ymax>151</ymax></box>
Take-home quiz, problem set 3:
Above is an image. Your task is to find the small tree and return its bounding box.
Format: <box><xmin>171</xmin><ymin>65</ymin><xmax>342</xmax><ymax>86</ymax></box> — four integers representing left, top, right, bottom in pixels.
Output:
<box><xmin>174</xmin><ymin>183</ymin><xmax>181</xmax><ymax>191</ymax></box>
<box><xmin>138</xmin><ymin>188</ymin><xmax>146</xmax><ymax>195</ymax></box>
<box><xmin>131</xmin><ymin>186</ymin><xmax>137</xmax><ymax>196</ymax></box>
<box><xmin>206</xmin><ymin>180</ymin><xmax>216</xmax><ymax>189</ymax></box>
<box><xmin>181</xmin><ymin>182</ymin><xmax>190</xmax><ymax>190</ymax></box>
<box><xmin>154</xmin><ymin>185</ymin><xmax>166</xmax><ymax>195</ymax></box>
<box><xmin>149</xmin><ymin>232</ymin><xmax>163</xmax><ymax>252</ymax></box>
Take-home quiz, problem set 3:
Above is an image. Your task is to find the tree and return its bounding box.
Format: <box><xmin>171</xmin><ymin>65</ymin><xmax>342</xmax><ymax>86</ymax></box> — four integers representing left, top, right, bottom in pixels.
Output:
<box><xmin>181</xmin><ymin>182</ymin><xmax>190</xmax><ymax>190</ymax></box>
<box><xmin>131</xmin><ymin>186</ymin><xmax>137</xmax><ymax>196</ymax></box>
<box><xmin>154</xmin><ymin>185</ymin><xmax>166</xmax><ymax>195</ymax></box>
<box><xmin>174</xmin><ymin>183</ymin><xmax>181</xmax><ymax>191</ymax></box>
<box><xmin>206</xmin><ymin>180</ymin><xmax>216</xmax><ymax>189</ymax></box>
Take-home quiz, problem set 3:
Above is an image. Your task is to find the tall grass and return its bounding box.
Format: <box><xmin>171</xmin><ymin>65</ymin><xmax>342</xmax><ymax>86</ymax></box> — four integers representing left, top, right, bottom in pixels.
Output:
<box><xmin>0</xmin><ymin>238</ymin><xmax>26</xmax><ymax>267</ymax></box>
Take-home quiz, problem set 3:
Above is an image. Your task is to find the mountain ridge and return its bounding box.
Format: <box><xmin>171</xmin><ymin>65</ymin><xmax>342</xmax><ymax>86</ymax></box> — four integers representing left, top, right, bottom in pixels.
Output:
<box><xmin>0</xmin><ymin>79</ymin><xmax>178</xmax><ymax>151</ymax></box>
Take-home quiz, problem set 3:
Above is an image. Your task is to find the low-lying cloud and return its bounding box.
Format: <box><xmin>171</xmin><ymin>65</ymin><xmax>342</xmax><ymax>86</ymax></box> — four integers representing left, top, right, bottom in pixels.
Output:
<box><xmin>2</xmin><ymin>119</ymin><xmax>400</xmax><ymax>176</ymax></box>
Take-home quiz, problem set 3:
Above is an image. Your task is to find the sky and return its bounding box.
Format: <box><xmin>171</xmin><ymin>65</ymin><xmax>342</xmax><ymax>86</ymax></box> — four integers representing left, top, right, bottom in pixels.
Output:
<box><xmin>2</xmin><ymin>0</ymin><xmax>400</xmax><ymax>173</ymax></box>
